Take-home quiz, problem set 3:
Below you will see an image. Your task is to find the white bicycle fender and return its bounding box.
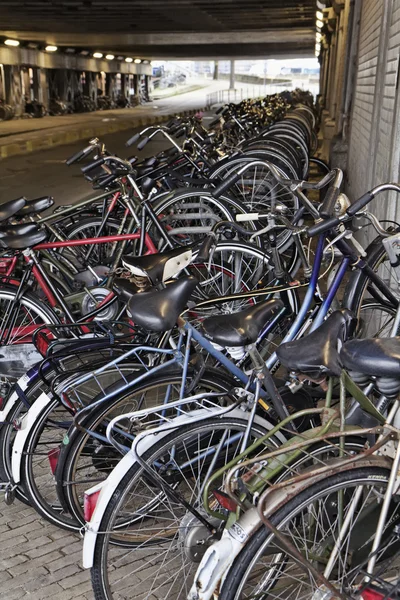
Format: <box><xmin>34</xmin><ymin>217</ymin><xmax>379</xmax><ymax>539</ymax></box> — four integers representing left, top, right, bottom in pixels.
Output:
<box><xmin>83</xmin><ymin>408</ymin><xmax>280</xmax><ymax>570</ymax></box>
<box><xmin>11</xmin><ymin>391</ymin><xmax>53</xmax><ymax>483</ymax></box>
<box><xmin>83</xmin><ymin>424</ymin><xmax>172</xmax><ymax>569</ymax></box>
<box><xmin>188</xmin><ymin>508</ymin><xmax>261</xmax><ymax>600</ymax></box>
<box><xmin>0</xmin><ymin>373</ymin><xmax>31</xmax><ymax>423</ymax></box>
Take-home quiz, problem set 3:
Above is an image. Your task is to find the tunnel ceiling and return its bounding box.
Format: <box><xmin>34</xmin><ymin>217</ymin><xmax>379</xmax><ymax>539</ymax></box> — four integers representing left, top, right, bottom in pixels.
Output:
<box><xmin>0</xmin><ymin>0</ymin><xmax>317</xmax><ymax>59</ymax></box>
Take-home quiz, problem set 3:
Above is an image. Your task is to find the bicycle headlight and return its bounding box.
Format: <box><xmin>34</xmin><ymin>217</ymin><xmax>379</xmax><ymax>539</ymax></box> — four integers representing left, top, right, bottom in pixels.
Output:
<box><xmin>334</xmin><ymin>193</ymin><xmax>351</xmax><ymax>216</ymax></box>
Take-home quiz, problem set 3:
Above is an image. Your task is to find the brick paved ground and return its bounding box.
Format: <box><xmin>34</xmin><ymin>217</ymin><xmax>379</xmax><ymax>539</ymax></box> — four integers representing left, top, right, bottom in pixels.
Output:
<box><xmin>0</xmin><ymin>499</ymin><xmax>93</xmax><ymax>600</ymax></box>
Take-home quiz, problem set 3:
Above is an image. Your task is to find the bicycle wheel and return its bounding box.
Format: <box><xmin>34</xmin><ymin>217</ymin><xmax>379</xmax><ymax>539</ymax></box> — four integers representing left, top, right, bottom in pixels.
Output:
<box><xmin>220</xmin><ymin>466</ymin><xmax>398</xmax><ymax>600</ymax></box>
<box><xmin>20</xmin><ymin>367</ymin><xmax>235</xmax><ymax>531</ymax></box>
<box><xmin>209</xmin><ymin>154</ymin><xmax>301</xmax><ymax>254</ymax></box>
<box><xmin>151</xmin><ymin>187</ymin><xmax>256</xmax><ymax>249</ymax></box>
<box><xmin>91</xmin><ymin>414</ymin><xmax>277</xmax><ymax>600</ymax></box>
<box><xmin>56</xmin><ymin>368</ymin><xmax>236</xmax><ymax>526</ymax></box>
<box><xmin>62</xmin><ymin>217</ymin><xmax>127</xmax><ymax>266</ymax></box>
<box><xmin>0</xmin><ymin>284</ymin><xmax>58</xmax><ymax>386</ymax></box>
<box><xmin>344</xmin><ymin>235</ymin><xmax>400</xmax><ymax>337</ymax></box>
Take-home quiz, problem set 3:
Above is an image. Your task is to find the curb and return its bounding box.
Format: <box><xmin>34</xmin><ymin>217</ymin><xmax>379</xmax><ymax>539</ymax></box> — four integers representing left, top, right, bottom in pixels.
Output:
<box><xmin>0</xmin><ymin>107</ymin><xmax>208</xmax><ymax>160</ymax></box>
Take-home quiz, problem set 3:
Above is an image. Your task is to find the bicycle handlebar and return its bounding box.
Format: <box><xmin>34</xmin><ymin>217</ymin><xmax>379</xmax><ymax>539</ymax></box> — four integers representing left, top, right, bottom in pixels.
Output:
<box><xmin>65</xmin><ymin>144</ymin><xmax>93</xmax><ymax>165</ymax></box>
<box><xmin>307</xmin><ymin>182</ymin><xmax>400</xmax><ymax>237</ymax></box>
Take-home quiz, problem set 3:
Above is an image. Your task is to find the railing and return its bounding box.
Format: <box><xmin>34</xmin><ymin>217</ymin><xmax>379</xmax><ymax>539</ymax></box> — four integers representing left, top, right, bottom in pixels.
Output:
<box><xmin>206</xmin><ymin>83</ymin><xmax>288</xmax><ymax>107</ymax></box>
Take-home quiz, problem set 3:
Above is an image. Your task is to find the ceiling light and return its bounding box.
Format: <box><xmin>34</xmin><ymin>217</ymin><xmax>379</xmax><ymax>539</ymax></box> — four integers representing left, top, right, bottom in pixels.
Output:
<box><xmin>117</xmin><ymin>56</ymin><xmax>124</xmax><ymax>61</ymax></box>
<box><xmin>316</xmin><ymin>19</ymin><xmax>323</xmax><ymax>29</ymax></box>
<box><xmin>315</xmin><ymin>49</ymin><xmax>320</xmax><ymax>57</ymax></box>
<box><xmin>315</xmin><ymin>43</ymin><xmax>321</xmax><ymax>53</ymax></box>
<box><xmin>134</xmin><ymin>58</ymin><xmax>141</xmax><ymax>64</ymax></box>
<box><xmin>105</xmin><ymin>54</ymin><xmax>114</xmax><ymax>60</ymax></box>
<box><xmin>45</xmin><ymin>45</ymin><xmax>58</xmax><ymax>52</ymax></box>
<box><xmin>80</xmin><ymin>50</ymin><xmax>90</xmax><ymax>56</ymax></box>
<box><xmin>316</xmin><ymin>10</ymin><xmax>324</xmax><ymax>20</ymax></box>
<box><xmin>27</xmin><ymin>42</ymin><xmax>39</xmax><ymax>49</ymax></box>
<box><xmin>4</xmin><ymin>39</ymin><xmax>19</xmax><ymax>47</ymax></box>
<box><xmin>93</xmin><ymin>52</ymin><xmax>103</xmax><ymax>58</ymax></box>
<box><xmin>316</xmin><ymin>32</ymin><xmax>322</xmax><ymax>41</ymax></box>
<box><xmin>65</xmin><ymin>48</ymin><xmax>75</xmax><ymax>53</ymax></box>
<box><xmin>125</xmin><ymin>57</ymin><xmax>133</xmax><ymax>63</ymax></box>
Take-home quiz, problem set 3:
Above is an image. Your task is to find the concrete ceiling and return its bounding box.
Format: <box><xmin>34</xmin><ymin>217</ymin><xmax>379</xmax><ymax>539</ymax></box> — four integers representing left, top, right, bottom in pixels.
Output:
<box><xmin>0</xmin><ymin>1</ymin><xmax>317</xmax><ymax>59</ymax></box>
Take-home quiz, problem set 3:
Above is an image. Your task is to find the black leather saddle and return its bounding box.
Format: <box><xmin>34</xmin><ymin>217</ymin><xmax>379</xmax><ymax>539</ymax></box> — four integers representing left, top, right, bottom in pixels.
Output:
<box><xmin>201</xmin><ymin>298</ymin><xmax>285</xmax><ymax>347</ymax></box>
<box><xmin>123</xmin><ymin>246</ymin><xmax>193</xmax><ymax>285</ymax></box>
<box><xmin>15</xmin><ymin>196</ymin><xmax>54</xmax><ymax>217</ymax></box>
<box><xmin>0</xmin><ymin>197</ymin><xmax>26</xmax><ymax>222</ymax></box>
<box><xmin>277</xmin><ymin>310</ymin><xmax>356</xmax><ymax>378</ymax></box>
<box><xmin>340</xmin><ymin>337</ymin><xmax>400</xmax><ymax>378</ymax></box>
<box><xmin>0</xmin><ymin>223</ymin><xmax>48</xmax><ymax>249</ymax></box>
<box><xmin>128</xmin><ymin>276</ymin><xmax>198</xmax><ymax>332</ymax></box>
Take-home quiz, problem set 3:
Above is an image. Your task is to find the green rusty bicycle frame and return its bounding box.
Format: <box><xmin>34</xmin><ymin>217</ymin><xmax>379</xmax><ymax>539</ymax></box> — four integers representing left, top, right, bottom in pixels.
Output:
<box><xmin>203</xmin><ymin>371</ymin><xmax>386</xmax><ymax>521</ymax></box>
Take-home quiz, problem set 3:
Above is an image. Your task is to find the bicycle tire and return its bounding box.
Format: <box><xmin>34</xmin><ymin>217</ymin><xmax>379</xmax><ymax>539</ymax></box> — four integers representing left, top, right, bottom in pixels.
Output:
<box><xmin>219</xmin><ymin>466</ymin><xmax>393</xmax><ymax>600</ymax></box>
<box><xmin>90</xmin><ymin>414</ymin><xmax>278</xmax><ymax>600</ymax></box>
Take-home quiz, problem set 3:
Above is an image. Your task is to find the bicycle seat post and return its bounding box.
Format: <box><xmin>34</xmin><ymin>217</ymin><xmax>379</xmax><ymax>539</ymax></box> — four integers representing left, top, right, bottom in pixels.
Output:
<box><xmin>246</xmin><ymin>343</ymin><xmax>296</xmax><ymax>432</ymax></box>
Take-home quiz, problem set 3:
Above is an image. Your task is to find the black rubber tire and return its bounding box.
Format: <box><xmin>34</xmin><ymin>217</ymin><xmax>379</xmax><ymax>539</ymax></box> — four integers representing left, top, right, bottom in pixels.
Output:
<box><xmin>219</xmin><ymin>466</ymin><xmax>391</xmax><ymax>600</ymax></box>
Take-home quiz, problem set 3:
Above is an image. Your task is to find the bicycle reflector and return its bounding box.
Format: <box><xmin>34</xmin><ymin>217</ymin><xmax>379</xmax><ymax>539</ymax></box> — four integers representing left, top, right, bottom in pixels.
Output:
<box><xmin>361</xmin><ymin>587</ymin><xmax>389</xmax><ymax>600</ymax></box>
<box><xmin>211</xmin><ymin>489</ymin><xmax>237</xmax><ymax>513</ymax></box>
<box><xmin>48</xmin><ymin>447</ymin><xmax>60</xmax><ymax>475</ymax></box>
<box><xmin>84</xmin><ymin>489</ymin><xmax>101</xmax><ymax>522</ymax></box>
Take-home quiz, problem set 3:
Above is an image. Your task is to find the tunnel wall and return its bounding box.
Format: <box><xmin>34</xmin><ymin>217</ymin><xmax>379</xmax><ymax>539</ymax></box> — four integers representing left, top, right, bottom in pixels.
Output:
<box><xmin>320</xmin><ymin>0</ymin><xmax>400</xmax><ymax>235</ymax></box>
<box><xmin>0</xmin><ymin>47</ymin><xmax>152</xmax><ymax>114</ymax></box>
<box><xmin>347</xmin><ymin>0</ymin><xmax>400</xmax><ymax>230</ymax></box>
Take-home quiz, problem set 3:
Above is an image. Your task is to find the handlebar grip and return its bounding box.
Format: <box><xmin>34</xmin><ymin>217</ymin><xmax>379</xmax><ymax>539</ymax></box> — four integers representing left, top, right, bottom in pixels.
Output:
<box><xmin>137</xmin><ymin>136</ymin><xmax>150</xmax><ymax>151</ymax></box>
<box><xmin>81</xmin><ymin>157</ymin><xmax>105</xmax><ymax>175</ymax></box>
<box><xmin>319</xmin><ymin>186</ymin><xmax>341</xmax><ymax>219</ymax></box>
<box><xmin>65</xmin><ymin>145</ymin><xmax>91</xmax><ymax>166</ymax></box>
<box><xmin>212</xmin><ymin>172</ymin><xmax>241</xmax><ymax>199</ymax></box>
<box><xmin>196</xmin><ymin>234</ymin><xmax>217</xmax><ymax>262</ymax></box>
<box><xmin>93</xmin><ymin>174</ymin><xmax>117</xmax><ymax>189</ymax></box>
<box><xmin>236</xmin><ymin>213</ymin><xmax>259</xmax><ymax>222</ymax></box>
<box><xmin>346</xmin><ymin>191</ymin><xmax>375</xmax><ymax>217</ymax></box>
<box><xmin>307</xmin><ymin>216</ymin><xmax>340</xmax><ymax>237</ymax></box>
<box><xmin>208</xmin><ymin>117</ymin><xmax>220</xmax><ymax>128</ymax></box>
<box><xmin>126</xmin><ymin>132</ymin><xmax>140</xmax><ymax>147</ymax></box>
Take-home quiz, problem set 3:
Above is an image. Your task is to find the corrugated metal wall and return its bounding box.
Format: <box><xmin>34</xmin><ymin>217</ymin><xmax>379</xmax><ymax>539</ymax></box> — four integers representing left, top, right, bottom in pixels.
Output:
<box><xmin>347</xmin><ymin>0</ymin><xmax>400</xmax><ymax>227</ymax></box>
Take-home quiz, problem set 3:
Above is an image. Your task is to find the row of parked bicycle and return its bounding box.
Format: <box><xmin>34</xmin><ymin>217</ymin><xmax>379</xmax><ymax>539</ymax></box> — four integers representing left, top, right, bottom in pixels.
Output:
<box><xmin>0</xmin><ymin>88</ymin><xmax>400</xmax><ymax>600</ymax></box>
<box><xmin>0</xmin><ymin>89</ymin><xmax>151</xmax><ymax>121</ymax></box>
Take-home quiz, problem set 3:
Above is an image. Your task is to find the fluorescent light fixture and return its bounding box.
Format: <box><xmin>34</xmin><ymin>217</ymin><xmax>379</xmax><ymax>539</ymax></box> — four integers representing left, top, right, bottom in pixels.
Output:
<box><xmin>316</xmin><ymin>19</ymin><xmax>323</xmax><ymax>29</ymax></box>
<box><xmin>105</xmin><ymin>54</ymin><xmax>114</xmax><ymax>60</ymax></box>
<box><xmin>316</xmin><ymin>10</ymin><xmax>323</xmax><ymax>20</ymax></box>
<box><xmin>65</xmin><ymin>47</ymin><xmax>75</xmax><ymax>53</ymax></box>
<box><xmin>315</xmin><ymin>43</ymin><xmax>321</xmax><ymax>53</ymax></box>
<box><xmin>93</xmin><ymin>52</ymin><xmax>103</xmax><ymax>58</ymax></box>
<box><xmin>4</xmin><ymin>39</ymin><xmax>20</xmax><ymax>47</ymax></box>
<box><xmin>315</xmin><ymin>49</ymin><xmax>320</xmax><ymax>57</ymax></box>
<box><xmin>316</xmin><ymin>32</ymin><xmax>322</xmax><ymax>41</ymax></box>
<box><xmin>125</xmin><ymin>57</ymin><xmax>133</xmax><ymax>63</ymax></box>
<box><xmin>117</xmin><ymin>56</ymin><xmax>124</xmax><ymax>61</ymax></box>
<box><xmin>134</xmin><ymin>58</ymin><xmax>141</xmax><ymax>64</ymax></box>
<box><xmin>80</xmin><ymin>50</ymin><xmax>90</xmax><ymax>56</ymax></box>
<box><xmin>45</xmin><ymin>45</ymin><xmax>57</xmax><ymax>52</ymax></box>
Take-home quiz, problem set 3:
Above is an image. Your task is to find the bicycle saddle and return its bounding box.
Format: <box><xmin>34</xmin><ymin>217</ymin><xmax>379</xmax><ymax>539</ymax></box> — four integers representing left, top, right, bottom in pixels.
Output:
<box><xmin>122</xmin><ymin>246</ymin><xmax>193</xmax><ymax>284</ymax></box>
<box><xmin>0</xmin><ymin>223</ymin><xmax>47</xmax><ymax>249</ymax></box>
<box><xmin>201</xmin><ymin>298</ymin><xmax>285</xmax><ymax>347</ymax></box>
<box><xmin>276</xmin><ymin>309</ymin><xmax>356</xmax><ymax>378</ymax></box>
<box><xmin>340</xmin><ymin>337</ymin><xmax>400</xmax><ymax>378</ymax></box>
<box><xmin>0</xmin><ymin>197</ymin><xmax>26</xmax><ymax>221</ymax></box>
<box><xmin>15</xmin><ymin>196</ymin><xmax>54</xmax><ymax>217</ymax></box>
<box><xmin>127</xmin><ymin>276</ymin><xmax>198</xmax><ymax>332</ymax></box>
<box><xmin>113</xmin><ymin>278</ymin><xmax>142</xmax><ymax>301</ymax></box>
